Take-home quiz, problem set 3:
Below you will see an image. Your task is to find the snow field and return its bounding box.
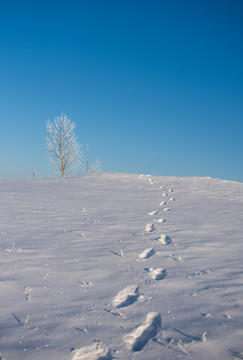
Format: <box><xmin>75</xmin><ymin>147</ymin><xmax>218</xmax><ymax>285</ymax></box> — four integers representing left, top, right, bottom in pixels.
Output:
<box><xmin>0</xmin><ymin>173</ymin><xmax>243</xmax><ymax>359</ymax></box>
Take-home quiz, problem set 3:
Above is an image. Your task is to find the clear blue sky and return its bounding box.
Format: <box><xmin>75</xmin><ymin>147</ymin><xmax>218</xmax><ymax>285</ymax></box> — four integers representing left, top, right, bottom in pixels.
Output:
<box><xmin>0</xmin><ymin>0</ymin><xmax>242</xmax><ymax>181</ymax></box>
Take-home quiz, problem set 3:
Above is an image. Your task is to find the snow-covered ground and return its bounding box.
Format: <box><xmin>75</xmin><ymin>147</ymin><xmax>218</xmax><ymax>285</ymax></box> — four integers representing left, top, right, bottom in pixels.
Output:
<box><xmin>0</xmin><ymin>172</ymin><xmax>242</xmax><ymax>360</ymax></box>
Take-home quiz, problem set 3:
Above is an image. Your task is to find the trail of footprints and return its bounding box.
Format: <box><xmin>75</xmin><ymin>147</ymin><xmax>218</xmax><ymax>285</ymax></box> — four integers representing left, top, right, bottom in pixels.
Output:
<box><xmin>72</xmin><ymin>177</ymin><xmax>175</xmax><ymax>359</ymax></box>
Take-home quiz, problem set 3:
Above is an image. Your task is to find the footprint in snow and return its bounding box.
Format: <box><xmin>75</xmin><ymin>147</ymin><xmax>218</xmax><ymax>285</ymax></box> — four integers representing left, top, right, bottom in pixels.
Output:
<box><xmin>156</xmin><ymin>218</ymin><xmax>166</xmax><ymax>223</ymax></box>
<box><xmin>223</xmin><ymin>313</ymin><xmax>232</xmax><ymax>319</ymax></box>
<box><xmin>172</xmin><ymin>255</ymin><xmax>183</xmax><ymax>263</ymax></box>
<box><xmin>187</xmin><ymin>269</ymin><xmax>212</xmax><ymax>278</ymax></box>
<box><xmin>71</xmin><ymin>342</ymin><xmax>112</xmax><ymax>360</ymax></box>
<box><xmin>148</xmin><ymin>210</ymin><xmax>159</xmax><ymax>216</ymax></box>
<box><xmin>113</xmin><ymin>285</ymin><xmax>140</xmax><ymax>308</ymax></box>
<box><xmin>5</xmin><ymin>243</ymin><xmax>23</xmax><ymax>253</ymax></box>
<box><xmin>146</xmin><ymin>268</ymin><xmax>167</xmax><ymax>280</ymax></box>
<box><xmin>139</xmin><ymin>248</ymin><xmax>155</xmax><ymax>260</ymax></box>
<box><xmin>78</xmin><ymin>280</ymin><xmax>92</xmax><ymax>287</ymax></box>
<box><xmin>201</xmin><ymin>313</ymin><xmax>212</xmax><ymax>318</ymax></box>
<box><xmin>24</xmin><ymin>286</ymin><xmax>33</xmax><ymax>302</ymax></box>
<box><xmin>124</xmin><ymin>312</ymin><xmax>161</xmax><ymax>351</ymax></box>
<box><xmin>145</xmin><ymin>223</ymin><xmax>156</xmax><ymax>232</ymax></box>
<box><xmin>156</xmin><ymin>234</ymin><xmax>172</xmax><ymax>245</ymax></box>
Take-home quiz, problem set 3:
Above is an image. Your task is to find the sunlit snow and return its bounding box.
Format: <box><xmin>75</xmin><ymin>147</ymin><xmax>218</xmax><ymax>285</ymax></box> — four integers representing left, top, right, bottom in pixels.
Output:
<box><xmin>0</xmin><ymin>173</ymin><xmax>242</xmax><ymax>360</ymax></box>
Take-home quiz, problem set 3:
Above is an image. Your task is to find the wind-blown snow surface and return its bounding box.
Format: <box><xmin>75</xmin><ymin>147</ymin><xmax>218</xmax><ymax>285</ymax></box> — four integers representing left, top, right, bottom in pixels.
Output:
<box><xmin>0</xmin><ymin>173</ymin><xmax>243</xmax><ymax>360</ymax></box>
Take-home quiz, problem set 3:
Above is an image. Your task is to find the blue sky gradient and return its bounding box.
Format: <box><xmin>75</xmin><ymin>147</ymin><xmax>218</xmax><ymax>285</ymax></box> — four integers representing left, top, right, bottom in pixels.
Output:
<box><xmin>0</xmin><ymin>0</ymin><xmax>243</xmax><ymax>181</ymax></box>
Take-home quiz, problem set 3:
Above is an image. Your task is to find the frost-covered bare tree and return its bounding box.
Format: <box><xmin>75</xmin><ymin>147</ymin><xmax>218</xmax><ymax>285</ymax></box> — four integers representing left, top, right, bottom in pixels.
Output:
<box><xmin>90</xmin><ymin>158</ymin><xmax>101</xmax><ymax>173</ymax></box>
<box><xmin>46</xmin><ymin>114</ymin><xmax>82</xmax><ymax>177</ymax></box>
<box><xmin>85</xmin><ymin>144</ymin><xmax>90</xmax><ymax>174</ymax></box>
<box><xmin>84</xmin><ymin>144</ymin><xmax>101</xmax><ymax>173</ymax></box>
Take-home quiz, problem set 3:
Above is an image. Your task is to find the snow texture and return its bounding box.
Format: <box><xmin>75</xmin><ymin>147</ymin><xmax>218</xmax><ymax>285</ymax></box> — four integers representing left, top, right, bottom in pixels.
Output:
<box><xmin>0</xmin><ymin>172</ymin><xmax>243</xmax><ymax>359</ymax></box>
